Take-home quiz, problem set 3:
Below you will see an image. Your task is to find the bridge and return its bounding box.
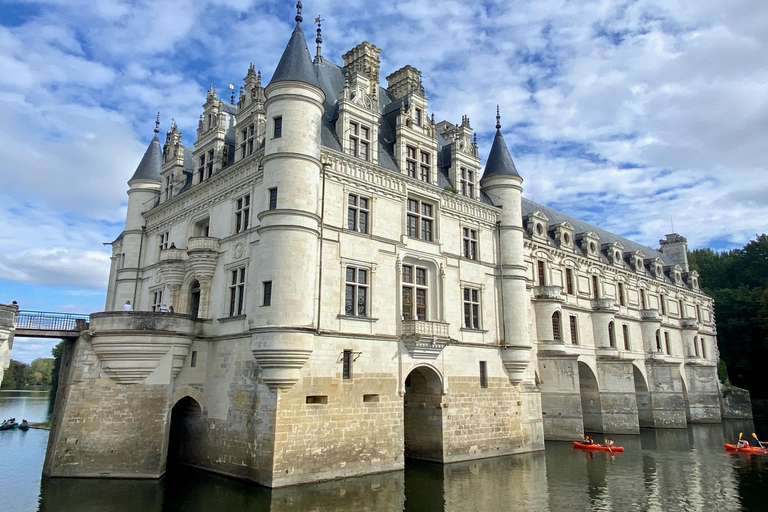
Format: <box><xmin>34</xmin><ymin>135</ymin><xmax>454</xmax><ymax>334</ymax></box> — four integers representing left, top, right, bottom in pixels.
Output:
<box><xmin>12</xmin><ymin>310</ymin><xmax>90</xmax><ymax>339</ymax></box>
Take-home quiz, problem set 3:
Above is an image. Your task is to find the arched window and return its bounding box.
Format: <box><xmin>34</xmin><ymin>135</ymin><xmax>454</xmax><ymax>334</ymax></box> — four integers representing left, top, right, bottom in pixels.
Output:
<box><xmin>190</xmin><ymin>280</ymin><xmax>201</xmax><ymax>319</ymax></box>
<box><xmin>608</xmin><ymin>321</ymin><xmax>616</xmax><ymax>347</ymax></box>
<box><xmin>655</xmin><ymin>329</ymin><xmax>661</xmax><ymax>352</ymax></box>
<box><xmin>552</xmin><ymin>311</ymin><xmax>562</xmax><ymax>341</ymax></box>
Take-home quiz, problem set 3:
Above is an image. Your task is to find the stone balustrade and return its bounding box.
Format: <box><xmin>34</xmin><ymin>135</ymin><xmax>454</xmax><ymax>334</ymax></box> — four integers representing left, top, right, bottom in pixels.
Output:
<box><xmin>681</xmin><ymin>318</ymin><xmax>699</xmax><ymax>329</ymax></box>
<box><xmin>402</xmin><ymin>320</ymin><xmax>450</xmax><ymax>359</ymax></box>
<box><xmin>159</xmin><ymin>248</ymin><xmax>186</xmax><ymax>262</ymax></box>
<box><xmin>591</xmin><ymin>298</ymin><xmax>616</xmax><ymax>311</ymax></box>
<box><xmin>187</xmin><ymin>236</ymin><xmax>221</xmax><ymax>252</ymax></box>
<box><xmin>533</xmin><ymin>286</ymin><xmax>563</xmax><ymax>301</ymax></box>
<box><xmin>640</xmin><ymin>309</ymin><xmax>661</xmax><ymax>321</ymax></box>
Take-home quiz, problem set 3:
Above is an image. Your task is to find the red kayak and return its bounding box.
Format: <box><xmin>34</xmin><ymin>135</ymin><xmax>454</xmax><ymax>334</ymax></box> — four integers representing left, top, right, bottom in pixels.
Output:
<box><xmin>573</xmin><ymin>441</ymin><xmax>624</xmax><ymax>452</ymax></box>
<box><xmin>724</xmin><ymin>443</ymin><xmax>767</xmax><ymax>454</ymax></box>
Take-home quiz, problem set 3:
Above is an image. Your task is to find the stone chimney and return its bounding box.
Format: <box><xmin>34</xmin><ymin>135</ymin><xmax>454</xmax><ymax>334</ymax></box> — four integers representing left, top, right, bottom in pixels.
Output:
<box><xmin>386</xmin><ymin>65</ymin><xmax>423</xmax><ymax>100</ymax></box>
<box><xmin>342</xmin><ymin>41</ymin><xmax>381</xmax><ymax>89</ymax></box>
<box><xmin>659</xmin><ymin>233</ymin><xmax>689</xmax><ymax>272</ymax></box>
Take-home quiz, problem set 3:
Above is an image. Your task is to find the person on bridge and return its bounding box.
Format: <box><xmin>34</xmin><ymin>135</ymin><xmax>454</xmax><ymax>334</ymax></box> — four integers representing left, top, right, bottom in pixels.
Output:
<box><xmin>158</xmin><ymin>304</ymin><xmax>169</xmax><ymax>313</ymax></box>
<box><xmin>122</xmin><ymin>301</ymin><xmax>133</xmax><ymax>312</ymax></box>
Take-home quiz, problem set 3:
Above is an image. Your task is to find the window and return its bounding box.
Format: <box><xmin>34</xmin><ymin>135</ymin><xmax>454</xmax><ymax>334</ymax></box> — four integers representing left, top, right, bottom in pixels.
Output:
<box><xmin>479</xmin><ymin>361</ymin><xmax>487</xmax><ymax>388</ymax></box>
<box><xmin>696</xmin><ymin>305</ymin><xmax>702</xmax><ymax>322</ymax></box>
<box><xmin>273</xmin><ymin>116</ymin><xmax>282</xmax><ymax>138</ymax></box>
<box><xmin>659</xmin><ymin>294</ymin><xmax>666</xmax><ymax>315</ymax></box>
<box><xmin>463</xmin><ymin>228</ymin><xmax>477</xmax><ymax>260</ymax></box>
<box><xmin>158</xmin><ymin>232</ymin><xmax>170</xmax><ymax>254</ymax></box>
<box><xmin>347</xmin><ymin>194</ymin><xmax>369</xmax><ymax>233</ymax></box>
<box><xmin>268</xmin><ymin>188</ymin><xmax>278</xmax><ymax>210</ymax></box>
<box><xmin>460</xmin><ymin>167</ymin><xmax>475</xmax><ymax>198</ymax></box>
<box><xmin>664</xmin><ymin>331</ymin><xmax>670</xmax><ymax>354</ymax></box>
<box><xmin>419</xmin><ymin>151</ymin><xmax>431</xmax><ymax>182</ymax></box>
<box><xmin>406</xmin><ymin>199</ymin><xmax>434</xmax><ymax>242</ymax></box>
<box><xmin>194</xmin><ymin>218</ymin><xmax>210</xmax><ymax>237</ymax></box>
<box><xmin>241</xmin><ymin>123</ymin><xmax>255</xmax><ymax>159</ymax></box>
<box><xmin>679</xmin><ymin>299</ymin><xmax>684</xmax><ymax>317</ymax></box>
<box><xmin>414</xmin><ymin>107</ymin><xmax>422</xmax><ymax>125</ymax></box>
<box><xmin>345</xmin><ymin>266</ymin><xmax>369</xmax><ymax>317</ymax></box>
<box><xmin>402</xmin><ymin>265</ymin><xmax>427</xmax><ymax>320</ymax></box>
<box><xmin>190</xmin><ymin>351</ymin><xmax>197</xmax><ymax>368</ymax></box>
<box><xmin>641</xmin><ymin>289</ymin><xmax>647</xmax><ymax>309</ymax></box>
<box><xmin>701</xmin><ymin>337</ymin><xmax>707</xmax><ymax>358</ymax></box>
<box><xmin>537</xmin><ymin>260</ymin><xmax>546</xmax><ymax>286</ymax></box>
<box><xmin>164</xmin><ymin>175</ymin><xmax>173</xmax><ymax>201</ymax></box>
<box><xmin>342</xmin><ymin>350</ymin><xmax>353</xmax><ymax>379</ymax></box>
<box><xmin>565</xmin><ymin>268</ymin><xmax>574</xmax><ymax>295</ymax></box>
<box><xmin>569</xmin><ymin>315</ymin><xmax>578</xmax><ymax>344</ymax></box>
<box><xmin>197</xmin><ymin>155</ymin><xmax>205</xmax><ymax>183</ymax></box>
<box><xmin>235</xmin><ymin>195</ymin><xmax>251</xmax><ymax>233</ymax></box>
<box><xmin>349</xmin><ymin>121</ymin><xmax>371</xmax><ymax>161</ymax></box>
<box><xmin>207</xmin><ymin>149</ymin><xmax>214</xmax><ymax>179</ymax></box>
<box><xmin>655</xmin><ymin>329</ymin><xmax>662</xmax><ymax>352</ymax></box>
<box><xmin>618</xmin><ymin>282</ymin><xmax>625</xmax><ymax>306</ymax></box>
<box><xmin>406</xmin><ymin>146</ymin><xmax>417</xmax><ymax>178</ymax></box>
<box><xmin>463</xmin><ymin>287</ymin><xmax>480</xmax><ymax>329</ymax></box>
<box><xmin>608</xmin><ymin>321</ymin><xmax>616</xmax><ymax>347</ymax></box>
<box><xmin>262</xmin><ymin>281</ymin><xmax>272</xmax><ymax>306</ymax></box>
<box><xmin>229</xmin><ymin>267</ymin><xmax>246</xmax><ymax>316</ymax></box>
<box><xmin>592</xmin><ymin>275</ymin><xmax>601</xmax><ymax>298</ymax></box>
<box><xmin>151</xmin><ymin>290</ymin><xmax>163</xmax><ymax>312</ymax></box>
<box><xmin>622</xmin><ymin>324</ymin><xmax>630</xmax><ymax>350</ymax></box>
<box><xmin>552</xmin><ymin>311</ymin><xmax>562</xmax><ymax>341</ymax></box>
<box><xmin>694</xmin><ymin>336</ymin><xmax>700</xmax><ymax>357</ymax></box>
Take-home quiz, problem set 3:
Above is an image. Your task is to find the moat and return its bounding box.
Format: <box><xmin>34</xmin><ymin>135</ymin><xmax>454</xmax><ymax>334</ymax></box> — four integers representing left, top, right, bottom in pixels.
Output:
<box><xmin>2</xmin><ymin>390</ymin><xmax>767</xmax><ymax>512</ymax></box>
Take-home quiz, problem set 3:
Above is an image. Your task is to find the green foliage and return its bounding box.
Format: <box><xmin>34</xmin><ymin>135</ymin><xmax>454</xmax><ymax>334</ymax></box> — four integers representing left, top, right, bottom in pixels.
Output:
<box><xmin>444</xmin><ymin>185</ymin><xmax>459</xmax><ymax>194</ymax></box>
<box><xmin>718</xmin><ymin>359</ymin><xmax>729</xmax><ymax>384</ymax></box>
<box><xmin>50</xmin><ymin>340</ymin><xmax>66</xmax><ymax>398</ymax></box>
<box><xmin>1</xmin><ymin>358</ymin><xmax>55</xmax><ymax>390</ymax></box>
<box><xmin>691</xmin><ymin>234</ymin><xmax>768</xmax><ymax>397</ymax></box>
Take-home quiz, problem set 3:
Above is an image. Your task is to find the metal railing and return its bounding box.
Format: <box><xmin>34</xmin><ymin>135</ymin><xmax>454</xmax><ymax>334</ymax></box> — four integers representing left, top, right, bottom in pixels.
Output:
<box><xmin>15</xmin><ymin>310</ymin><xmax>90</xmax><ymax>331</ymax></box>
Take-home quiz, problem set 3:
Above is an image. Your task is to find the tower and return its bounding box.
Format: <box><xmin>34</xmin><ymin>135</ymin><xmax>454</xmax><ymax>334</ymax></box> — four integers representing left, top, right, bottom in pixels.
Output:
<box><xmin>251</xmin><ymin>4</ymin><xmax>326</xmax><ymax>389</ymax></box>
<box><xmin>106</xmin><ymin>119</ymin><xmax>163</xmax><ymax>311</ymax></box>
<box><xmin>479</xmin><ymin>109</ymin><xmax>532</xmax><ymax>383</ymax></box>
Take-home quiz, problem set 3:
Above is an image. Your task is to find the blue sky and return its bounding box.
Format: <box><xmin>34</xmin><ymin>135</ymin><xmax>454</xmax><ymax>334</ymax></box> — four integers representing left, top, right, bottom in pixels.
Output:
<box><xmin>1</xmin><ymin>0</ymin><xmax>767</xmax><ymax>362</ymax></box>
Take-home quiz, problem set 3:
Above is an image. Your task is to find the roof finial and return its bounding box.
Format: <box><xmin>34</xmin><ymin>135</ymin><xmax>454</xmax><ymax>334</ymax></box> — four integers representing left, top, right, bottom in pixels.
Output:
<box><xmin>495</xmin><ymin>105</ymin><xmax>501</xmax><ymax>131</ymax></box>
<box><xmin>154</xmin><ymin>112</ymin><xmax>160</xmax><ymax>134</ymax></box>
<box><xmin>314</xmin><ymin>15</ymin><xmax>324</xmax><ymax>63</ymax></box>
<box><xmin>295</xmin><ymin>1</ymin><xmax>303</xmax><ymax>23</ymax></box>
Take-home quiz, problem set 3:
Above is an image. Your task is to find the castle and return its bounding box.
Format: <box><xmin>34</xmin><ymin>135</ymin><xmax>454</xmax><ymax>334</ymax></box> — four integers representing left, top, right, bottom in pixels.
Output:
<box><xmin>41</xmin><ymin>4</ymin><xmax>726</xmax><ymax>488</ymax></box>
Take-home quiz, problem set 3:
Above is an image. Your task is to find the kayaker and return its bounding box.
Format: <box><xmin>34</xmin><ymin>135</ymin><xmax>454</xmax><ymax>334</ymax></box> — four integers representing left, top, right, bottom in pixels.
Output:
<box><xmin>607</xmin><ymin>439</ymin><xmax>615</xmax><ymax>448</ymax></box>
<box><xmin>738</xmin><ymin>438</ymin><xmax>749</xmax><ymax>449</ymax></box>
<box><xmin>583</xmin><ymin>436</ymin><xmax>594</xmax><ymax>445</ymax></box>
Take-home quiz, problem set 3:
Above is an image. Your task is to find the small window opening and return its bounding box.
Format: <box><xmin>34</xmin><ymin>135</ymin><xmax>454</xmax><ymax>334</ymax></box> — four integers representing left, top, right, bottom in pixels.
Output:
<box><xmin>190</xmin><ymin>351</ymin><xmax>198</xmax><ymax>368</ymax></box>
<box><xmin>306</xmin><ymin>395</ymin><xmax>328</xmax><ymax>404</ymax></box>
<box><xmin>479</xmin><ymin>361</ymin><xmax>488</xmax><ymax>388</ymax></box>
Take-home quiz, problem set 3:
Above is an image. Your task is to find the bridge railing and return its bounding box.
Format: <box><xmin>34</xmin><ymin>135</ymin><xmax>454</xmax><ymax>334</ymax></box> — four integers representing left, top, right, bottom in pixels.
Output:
<box><xmin>15</xmin><ymin>310</ymin><xmax>90</xmax><ymax>331</ymax></box>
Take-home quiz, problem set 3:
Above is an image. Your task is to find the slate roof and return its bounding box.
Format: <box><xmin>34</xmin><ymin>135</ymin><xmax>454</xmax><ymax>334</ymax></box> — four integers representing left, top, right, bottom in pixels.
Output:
<box><xmin>129</xmin><ymin>135</ymin><xmax>163</xmax><ymax>183</ymax></box>
<box><xmin>269</xmin><ymin>23</ymin><xmax>320</xmax><ymax>88</ymax></box>
<box><xmin>482</xmin><ymin>129</ymin><xmax>520</xmax><ymax>178</ymax></box>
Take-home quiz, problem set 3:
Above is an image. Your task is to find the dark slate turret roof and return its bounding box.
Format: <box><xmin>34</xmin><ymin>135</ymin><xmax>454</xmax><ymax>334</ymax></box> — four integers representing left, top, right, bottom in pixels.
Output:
<box><xmin>129</xmin><ymin>135</ymin><xmax>162</xmax><ymax>182</ymax></box>
<box><xmin>269</xmin><ymin>23</ymin><xmax>320</xmax><ymax>88</ymax></box>
<box><xmin>482</xmin><ymin>129</ymin><xmax>520</xmax><ymax>179</ymax></box>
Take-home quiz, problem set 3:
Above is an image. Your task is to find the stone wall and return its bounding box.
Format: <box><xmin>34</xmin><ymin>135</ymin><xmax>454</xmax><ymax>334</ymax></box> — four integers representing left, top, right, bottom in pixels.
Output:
<box><xmin>722</xmin><ymin>385</ymin><xmax>754</xmax><ymax>420</ymax></box>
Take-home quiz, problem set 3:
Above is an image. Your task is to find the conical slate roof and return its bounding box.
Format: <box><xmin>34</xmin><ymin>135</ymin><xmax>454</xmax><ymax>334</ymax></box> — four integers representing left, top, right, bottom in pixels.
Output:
<box><xmin>482</xmin><ymin>129</ymin><xmax>520</xmax><ymax>179</ymax></box>
<box><xmin>269</xmin><ymin>23</ymin><xmax>319</xmax><ymax>88</ymax></box>
<box><xmin>129</xmin><ymin>135</ymin><xmax>163</xmax><ymax>183</ymax></box>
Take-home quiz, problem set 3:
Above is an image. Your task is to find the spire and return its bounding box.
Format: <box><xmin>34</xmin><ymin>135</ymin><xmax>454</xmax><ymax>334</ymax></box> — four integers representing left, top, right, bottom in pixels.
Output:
<box><xmin>314</xmin><ymin>15</ymin><xmax>324</xmax><ymax>64</ymax></box>
<box><xmin>483</xmin><ymin>107</ymin><xmax>520</xmax><ymax>179</ymax></box>
<box><xmin>129</xmin><ymin>117</ymin><xmax>163</xmax><ymax>183</ymax></box>
<box><xmin>268</xmin><ymin>5</ymin><xmax>319</xmax><ymax>88</ymax></box>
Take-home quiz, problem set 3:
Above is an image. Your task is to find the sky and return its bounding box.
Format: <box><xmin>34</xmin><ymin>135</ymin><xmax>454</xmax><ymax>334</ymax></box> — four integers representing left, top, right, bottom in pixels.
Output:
<box><xmin>1</xmin><ymin>0</ymin><xmax>766</xmax><ymax>362</ymax></box>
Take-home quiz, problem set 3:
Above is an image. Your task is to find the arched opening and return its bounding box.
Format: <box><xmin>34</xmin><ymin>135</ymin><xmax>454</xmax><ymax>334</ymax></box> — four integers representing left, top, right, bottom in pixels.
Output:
<box><xmin>608</xmin><ymin>321</ymin><xmax>616</xmax><ymax>348</ymax></box>
<box><xmin>552</xmin><ymin>311</ymin><xmax>562</xmax><ymax>341</ymax></box>
<box><xmin>578</xmin><ymin>361</ymin><xmax>602</xmax><ymax>433</ymax></box>
<box><xmin>189</xmin><ymin>280</ymin><xmax>201</xmax><ymax>319</ymax></box>
<box><xmin>167</xmin><ymin>396</ymin><xmax>204</xmax><ymax>470</ymax></box>
<box><xmin>634</xmin><ymin>365</ymin><xmax>653</xmax><ymax>427</ymax></box>
<box><xmin>655</xmin><ymin>329</ymin><xmax>661</xmax><ymax>352</ymax></box>
<box><xmin>403</xmin><ymin>366</ymin><xmax>444</xmax><ymax>462</ymax></box>
<box><xmin>682</xmin><ymin>378</ymin><xmax>691</xmax><ymax>423</ymax></box>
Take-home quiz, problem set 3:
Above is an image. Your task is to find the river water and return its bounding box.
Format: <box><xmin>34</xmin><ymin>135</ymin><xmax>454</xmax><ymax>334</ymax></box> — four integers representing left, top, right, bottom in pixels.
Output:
<box><xmin>2</xmin><ymin>390</ymin><xmax>766</xmax><ymax>511</ymax></box>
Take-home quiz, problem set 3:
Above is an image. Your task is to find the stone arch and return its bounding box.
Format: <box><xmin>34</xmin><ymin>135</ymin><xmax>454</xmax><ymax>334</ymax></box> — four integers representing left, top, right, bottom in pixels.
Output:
<box><xmin>578</xmin><ymin>360</ymin><xmax>603</xmax><ymax>433</ymax></box>
<box><xmin>633</xmin><ymin>363</ymin><xmax>653</xmax><ymax>427</ymax></box>
<box><xmin>172</xmin><ymin>386</ymin><xmax>204</xmax><ymax>412</ymax></box>
<box><xmin>552</xmin><ymin>311</ymin><xmax>562</xmax><ymax>341</ymax></box>
<box><xmin>403</xmin><ymin>365</ymin><xmax>444</xmax><ymax>462</ymax></box>
<box><xmin>608</xmin><ymin>321</ymin><xmax>616</xmax><ymax>347</ymax></box>
<box><xmin>166</xmin><ymin>394</ymin><xmax>205</xmax><ymax>470</ymax></box>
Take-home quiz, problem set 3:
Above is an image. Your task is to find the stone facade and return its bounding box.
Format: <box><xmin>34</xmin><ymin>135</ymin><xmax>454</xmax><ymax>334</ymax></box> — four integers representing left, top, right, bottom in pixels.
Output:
<box><xmin>0</xmin><ymin>304</ymin><xmax>17</xmax><ymax>388</ymax></box>
<box><xmin>44</xmin><ymin>6</ymin><xmax>726</xmax><ymax>488</ymax></box>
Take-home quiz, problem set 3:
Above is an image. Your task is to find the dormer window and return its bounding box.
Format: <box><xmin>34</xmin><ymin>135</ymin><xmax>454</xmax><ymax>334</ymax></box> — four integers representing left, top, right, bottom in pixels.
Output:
<box><xmin>207</xmin><ymin>149</ymin><xmax>214</xmax><ymax>179</ymax></box>
<box><xmin>197</xmin><ymin>155</ymin><xmax>205</xmax><ymax>182</ymax></box>
<box><xmin>563</xmin><ymin>233</ymin><xmax>571</xmax><ymax>244</ymax></box>
<box><xmin>419</xmin><ymin>151</ymin><xmax>431</xmax><ymax>182</ymax></box>
<box><xmin>406</xmin><ymin>146</ymin><xmax>417</xmax><ymax>178</ymax></box>
<box><xmin>240</xmin><ymin>123</ymin><xmax>256</xmax><ymax>159</ymax></box>
<box><xmin>349</xmin><ymin>121</ymin><xmax>371</xmax><ymax>161</ymax></box>
<box><xmin>460</xmin><ymin>167</ymin><xmax>475</xmax><ymax>198</ymax></box>
<box><xmin>414</xmin><ymin>108</ymin><xmax>422</xmax><ymax>126</ymax></box>
<box><xmin>164</xmin><ymin>175</ymin><xmax>173</xmax><ymax>201</ymax></box>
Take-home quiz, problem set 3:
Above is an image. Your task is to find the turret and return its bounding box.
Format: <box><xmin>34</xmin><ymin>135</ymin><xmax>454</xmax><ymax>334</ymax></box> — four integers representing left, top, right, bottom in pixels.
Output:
<box><xmin>251</xmin><ymin>2</ymin><xmax>326</xmax><ymax>389</ymax></box>
<box><xmin>479</xmin><ymin>108</ymin><xmax>531</xmax><ymax>383</ymax></box>
<box><xmin>106</xmin><ymin>118</ymin><xmax>162</xmax><ymax>311</ymax></box>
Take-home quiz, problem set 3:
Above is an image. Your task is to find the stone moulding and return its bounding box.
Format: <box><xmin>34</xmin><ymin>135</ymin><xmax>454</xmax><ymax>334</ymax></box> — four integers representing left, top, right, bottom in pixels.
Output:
<box><xmin>640</xmin><ymin>309</ymin><xmax>661</xmax><ymax>321</ymax></box>
<box><xmin>401</xmin><ymin>320</ymin><xmax>450</xmax><ymax>359</ymax></box>
<box><xmin>681</xmin><ymin>318</ymin><xmax>699</xmax><ymax>329</ymax></box>
<box><xmin>501</xmin><ymin>344</ymin><xmax>532</xmax><ymax>384</ymax></box>
<box><xmin>187</xmin><ymin>237</ymin><xmax>221</xmax><ymax>280</ymax></box>
<box><xmin>533</xmin><ymin>286</ymin><xmax>563</xmax><ymax>301</ymax></box>
<box><xmin>89</xmin><ymin>312</ymin><xmax>196</xmax><ymax>385</ymax></box>
<box><xmin>251</xmin><ymin>329</ymin><xmax>315</xmax><ymax>389</ymax></box>
<box><xmin>591</xmin><ymin>298</ymin><xmax>617</xmax><ymax>311</ymax></box>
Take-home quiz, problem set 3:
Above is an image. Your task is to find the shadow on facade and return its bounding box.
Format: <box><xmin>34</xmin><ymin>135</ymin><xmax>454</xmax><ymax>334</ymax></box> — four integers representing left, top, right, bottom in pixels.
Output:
<box><xmin>578</xmin><ymin>362</ymin><xmax>603</xmax><ymax>433</ymax></box>
<box><xmin>634</xmin><ymin>365</ymin><xmax>653</xmax><ymax>427</ymax></box>
<box><xmin>167</xmin><ymin>396</ymin><xmax>205</xmax><ymax>469</ymax></box>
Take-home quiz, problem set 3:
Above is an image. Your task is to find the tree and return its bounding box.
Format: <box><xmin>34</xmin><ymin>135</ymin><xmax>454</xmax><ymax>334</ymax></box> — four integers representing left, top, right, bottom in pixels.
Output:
<box><xmin>1</xmin><ymin>360</ymin><xmax>29</xmax><ymax>390</ymax></box>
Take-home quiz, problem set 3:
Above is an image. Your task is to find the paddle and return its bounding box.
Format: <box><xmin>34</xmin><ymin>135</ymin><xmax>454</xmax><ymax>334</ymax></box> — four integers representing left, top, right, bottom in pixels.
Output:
<box><xmin>604</xmin><ymin>439</ymin><xmax>613</xmax><ymax>454</ymax></box>
<box><xmin>752</xmin><ymin>433</ymin><xmax>765</xmax><ymax>449</ymax></box>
